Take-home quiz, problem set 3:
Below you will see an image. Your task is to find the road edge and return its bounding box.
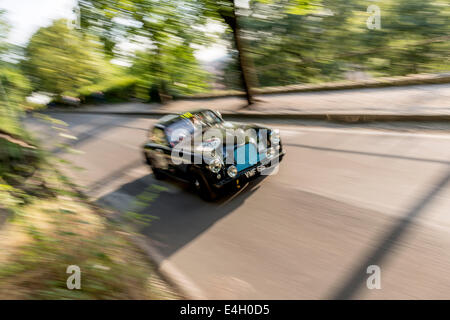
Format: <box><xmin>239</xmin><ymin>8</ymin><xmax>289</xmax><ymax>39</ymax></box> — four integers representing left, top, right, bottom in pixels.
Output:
<box><xmin>173</xmin><ymin>72</ymin><xmax>450</xmax><ymax>99</ymax></box>
<box><xmin>56</xmin><ymin>168</ymin><xmax>207</xmax><ymax>300</ymax></box>
<box><xmin>41</xmin><ymin>110</ymin><xmax>450</xmax><ymax>123</ymax></box>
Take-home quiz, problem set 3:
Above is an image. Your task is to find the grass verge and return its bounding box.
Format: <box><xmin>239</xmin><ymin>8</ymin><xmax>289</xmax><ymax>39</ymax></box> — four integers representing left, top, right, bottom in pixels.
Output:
<box><xmin>0</xmin><ymin>137</ymin><xmax>179</xmax><ymax>299</ymax></box>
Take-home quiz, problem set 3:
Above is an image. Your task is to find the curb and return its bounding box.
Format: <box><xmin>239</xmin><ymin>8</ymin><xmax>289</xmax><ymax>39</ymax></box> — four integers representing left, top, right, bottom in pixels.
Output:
<box><xmin>224</xmin><ymin>113</ymin><xmax>450</xmax><ymax>122</ymax></box>
<box><xmin>44</xmin><ymin>109</ymin><xmax>450</xmax><ymax>123</ymax></box>
<box><xmin>173</xmin><ymin>73</ymin><xmax>450</xmax><ymax>100</ymax></box>
<box><xmin>126</xmin><ymin>231</ymin><xmax>206</xmax><ymax>299</ymax></box>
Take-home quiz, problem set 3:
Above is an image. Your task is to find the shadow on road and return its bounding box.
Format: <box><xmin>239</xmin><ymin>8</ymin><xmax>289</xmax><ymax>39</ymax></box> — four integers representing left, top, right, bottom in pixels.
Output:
<box><xmin>39</xmin><ymin>112</ymin><xmax>268</xmax><ymax>262</ymax></box>
<box><xmin>330</xmin><ymin>166</ymin><xmax>450</xmax><ymax>299</ymax></box>
<box><xmin>286</xmin><ymin>143</ymin><xmax>450</xmax><ymax>165</ymax></box>
<box><xmin>96</xmin><ymin>171</ymin><xmax>267</xmax><ymax>259</ymax></box>
<box><xmin>49</xmin><ymin>115</ymin><xmax>136</xmax><ymax>154</ymax></box>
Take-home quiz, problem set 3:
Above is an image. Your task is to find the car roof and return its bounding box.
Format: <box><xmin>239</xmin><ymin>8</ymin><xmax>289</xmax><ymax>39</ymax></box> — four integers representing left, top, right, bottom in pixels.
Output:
<box><xmin>156</xmin><ymin>109</ymin><xmax>215</xmax><ymax>127</ymax></box>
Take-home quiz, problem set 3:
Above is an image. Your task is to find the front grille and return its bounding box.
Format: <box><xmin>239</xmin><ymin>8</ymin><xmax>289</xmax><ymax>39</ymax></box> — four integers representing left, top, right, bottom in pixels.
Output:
<box><xmin>234</xmin><ymin>143</ymin><xmax>263</xmax><ymax>172</ymax></box>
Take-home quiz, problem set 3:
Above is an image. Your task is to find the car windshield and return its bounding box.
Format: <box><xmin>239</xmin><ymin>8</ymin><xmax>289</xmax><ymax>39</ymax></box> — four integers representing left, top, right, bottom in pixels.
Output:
<box><xmin>165</xmin><ymin>111</ymin><xmax>222</xmax><ymax>146</ymax></box>
<box><xmin>165</xmin><ymin>118</ymin><xmax>196</xmax><ymax>146</ymax></box>
<box><xmin>197</xmin><ymin>110</ymin><xmax>222</xmax><ymax>126</ymax></box>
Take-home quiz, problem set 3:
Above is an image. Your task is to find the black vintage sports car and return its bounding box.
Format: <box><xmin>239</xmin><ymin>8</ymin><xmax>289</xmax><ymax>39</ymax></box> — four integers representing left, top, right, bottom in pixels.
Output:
<box><xmin>143</xmin><ymin>109</ymin><xmax>285</xmax><ymax>200</ymax></box>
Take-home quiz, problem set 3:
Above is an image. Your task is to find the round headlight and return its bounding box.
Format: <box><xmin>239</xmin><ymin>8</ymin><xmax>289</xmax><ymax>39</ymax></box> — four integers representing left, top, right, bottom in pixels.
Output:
<box><xmin>208</xmin><ymin>158</ymin><xmax>222</xmax><ymax>173</ymax></box>
<box><xmin>266</xmin><ymin>147</ymin><xmax>276</xmax><ymax>158</ymax></box>
<box><xmin>227</xmin><ymin>165</ymin><xmax>237</xmax><ymax>178</ymax></box>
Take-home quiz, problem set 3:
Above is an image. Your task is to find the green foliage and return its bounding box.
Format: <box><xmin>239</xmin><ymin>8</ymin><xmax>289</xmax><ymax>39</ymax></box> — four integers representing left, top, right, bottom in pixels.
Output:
<box><xmin>0</xmin><ymin>66</ymin><xmax>32</xmax><ymax>106</ymax></box>
<box><xmin>376</xmin><ymin>0</ymin><xmax>450</xmax><ymax>75</ymax></box>
<box><xmin>6</xmin><ymin>0</ymin><xmax>447</xmax><ymax>102</ymax></box>
<box><xmin>23</xmin><ymin>19</ymin><xmax>109</xmax><ymax>96</ymax></box>
<box><xmin>74</xmin><ymin>76</ymin><xmax>139</xmax><ymax>103</ymax></box>
<box><xmin>0</xmin><ymin>9</ymin><xmax>10</xmax><ymax>58</ymax></box>
<box><xmin>79</xmin><ymin>0</ymin><xmax>212</xmax><ymax>98</ymax></box>
<box><xmin>222</xmin><ymin>0</ymin><xmax>450</xmax><ymax>88</ymax></box>
<box><xmin>130</xmin><ymin>45</ymin><xmax>210</xmax><ymax>98</ymax></box>
<box><xmin>0</xmin><ymin>164</ymin><xmax>179</xmax><ymax>299</ymax></box>
<box><xmin>0</xmin><ymin>11</ymin><xmax>31</xmax><ymax>137</ymax></box>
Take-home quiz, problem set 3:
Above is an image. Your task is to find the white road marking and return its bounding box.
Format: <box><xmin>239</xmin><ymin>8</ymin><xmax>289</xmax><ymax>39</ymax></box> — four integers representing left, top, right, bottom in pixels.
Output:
<box><xmin>59</xmin><ymin>133</ymin><xmax>78</xmax><ymax>140</ymax></box>
<box><xmin>279</xmin><ymin>129</ymin><xmax>305</xmax><ymax>137</ymax></box>
<box><xmin>278</xmin><ymin>126</ymin><xmax>450</xmax><ymax>140</ymax></box>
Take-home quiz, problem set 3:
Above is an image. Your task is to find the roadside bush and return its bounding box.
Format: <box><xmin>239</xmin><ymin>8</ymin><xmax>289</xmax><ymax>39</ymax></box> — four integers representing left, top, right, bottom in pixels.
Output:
<box><xmin>51</xmin><ymin>76</ymin><xmax>138</xmax><ymax>106</ymax></box>
<box><xmin>78</xmin><ymin>76</ymin><xmax>138</xmax><ymax>104</ymax></box>
<box><xmin>0</xmin><ymin>67</ymin><xmax>32</xmax><ymax>115</ymax></box>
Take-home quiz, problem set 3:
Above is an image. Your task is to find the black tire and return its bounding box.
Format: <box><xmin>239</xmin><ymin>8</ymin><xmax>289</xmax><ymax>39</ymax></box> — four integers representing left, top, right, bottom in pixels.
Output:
<box><xmin>151</xmin><ymin>166</ymin><xmax>165</xmax><ymax>180</ymax></box>
<box><xmin>146</xmin><ymin>153</ymin><xmax>165</xmax><ymax>180</ymax></box>
<box><xmin>190</xmin><ymin>168</ymin><xmax>217</xmax><ymax>201</ymax></box>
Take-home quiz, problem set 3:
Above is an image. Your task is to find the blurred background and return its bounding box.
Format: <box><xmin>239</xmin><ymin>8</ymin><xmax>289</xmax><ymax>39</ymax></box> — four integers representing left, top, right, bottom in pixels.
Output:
<box><xmin>0</xmin><ymin>0</ymin><xmax>449</xmax><ymax>109</ymax></box>
<box><xmin>0</xmin><ymin>0</ymin><xmax>449</xmax><ymax>299</ymax></box>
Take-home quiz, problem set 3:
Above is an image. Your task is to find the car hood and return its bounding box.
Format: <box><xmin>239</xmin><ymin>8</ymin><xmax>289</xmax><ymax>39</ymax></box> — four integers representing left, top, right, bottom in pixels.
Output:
<box><xmin>185</xmin><ymin>121</ymin><xmax>271</xmax><ymax>160</ymax></box>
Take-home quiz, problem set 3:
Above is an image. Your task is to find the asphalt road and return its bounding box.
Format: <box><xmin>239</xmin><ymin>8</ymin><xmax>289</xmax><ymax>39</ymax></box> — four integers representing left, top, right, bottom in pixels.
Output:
<box><xmin>26</xmin><ymin>113</ymin><xmax>450</xmax><ymax>299</ymax></box>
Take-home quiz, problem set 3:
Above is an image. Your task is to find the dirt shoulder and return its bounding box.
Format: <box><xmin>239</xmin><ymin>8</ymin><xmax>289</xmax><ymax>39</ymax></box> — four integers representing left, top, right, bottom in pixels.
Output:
<box><xmin>0</xmin><ymin>136</ymin><xmax>180</xmax><ymax>299</ymax></box>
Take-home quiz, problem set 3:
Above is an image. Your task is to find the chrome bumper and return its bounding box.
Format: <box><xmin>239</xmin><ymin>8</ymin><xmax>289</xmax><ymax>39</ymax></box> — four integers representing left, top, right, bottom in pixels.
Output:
<box><xmin>213</xmin><ymin>151</ymin><xmax>285</xmax><ymax>188</ymax></box>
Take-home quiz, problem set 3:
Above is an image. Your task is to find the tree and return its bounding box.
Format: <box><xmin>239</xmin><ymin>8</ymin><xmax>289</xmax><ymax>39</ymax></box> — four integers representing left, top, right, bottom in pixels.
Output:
<box><xmin>0</xmin><ymin>9</ymin><xmax>9</xmax><ymax>57</ymax></box>
<box><xmin>23</xmin><ymin>19</ymin><xmax>107</xmax><ymax>96</ymax></box>
<box><xmin>220</xmin><ymin>0</ymin><xmax>449</xmax><ymax>88</ymax></box>
<box><xmin>380</xmin><ymin>0</ymin><xmax>449</xmax><ymax>75</ymax></box>
<box><xmin>214</xmin><ymin>0</ymin><xmax>256</xmax><ymax>105</ymax></box>
<box><xmin>131</xmin><ymin>43</ymin><xmax>210</xmax><ymax>98</ymax></box>
<box><xmin>200</xmin><ymin>0</ymin><xmax>316</xmax><ymax>102</ymax></box>
<box><xmin>79</xmin><ymin>0</ymin><xmax>211</xmax><ymax>101</ymax></box>
<box><xmin>78</xmin><ymin>0</ymin><xmax>316</xmax><ymax>106</ymax></box>
<box><xmin>0</xmin><ymin>10</ymin><xmax>31</xmax><ymax>135</ymax></box>
<box><xmin>0</xmin><ymin>11</ymin><xmax>30</xmax><ymax>109</ymax></box>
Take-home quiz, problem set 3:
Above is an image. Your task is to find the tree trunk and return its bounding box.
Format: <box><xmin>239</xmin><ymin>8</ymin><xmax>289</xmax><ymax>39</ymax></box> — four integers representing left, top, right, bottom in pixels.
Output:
<box><xmin>150</xmin><ymin>45</ymin><xmax>171</xmax><ymax>104</ymax></box>
<box><xmin>221</xmin><ymin>1</ymin><xmax>255</xmax><ymax>106</ymax></box>
<box><xmin>234</xmin><ymin>20</ymin><xmax>255</xmax><ymax>105</ymax></box>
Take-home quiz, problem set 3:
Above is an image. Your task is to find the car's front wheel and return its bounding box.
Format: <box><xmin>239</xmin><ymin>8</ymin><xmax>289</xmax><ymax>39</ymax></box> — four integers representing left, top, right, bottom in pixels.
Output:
<box><xmin>190</xmin><ymin>168</ymin><xmax>217</xmax><ymax>201</ymax></box>
<box><xmin>145</xmin><ymin>153</ymin><xmax>165</xmax><ymax>180</ymax></box>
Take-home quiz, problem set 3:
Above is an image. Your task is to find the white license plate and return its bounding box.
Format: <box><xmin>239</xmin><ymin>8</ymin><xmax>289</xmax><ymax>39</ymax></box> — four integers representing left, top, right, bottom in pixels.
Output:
<box><xmin>244</xmin><ymin>168</ymin><xmax>256</xmax><ymax>178</ymax></box>
<box><xmin>256</xmin><ymin>165</ymin><xmax>266</xmax><ymax>173</ymax></box>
